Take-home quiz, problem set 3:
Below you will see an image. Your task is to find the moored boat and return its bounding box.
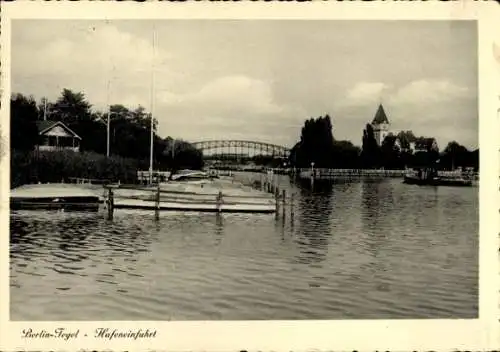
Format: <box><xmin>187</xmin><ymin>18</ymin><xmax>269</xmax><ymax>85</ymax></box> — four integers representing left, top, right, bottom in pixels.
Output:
<box><xmin>10</xmin><ymin>183</ymin><xmax>103</xmax><ymax>211</ymax></box>
<box><xmin>403</xmin><ymin>168</ymin><xmax>473</xmax><ymax>187</ymax></box>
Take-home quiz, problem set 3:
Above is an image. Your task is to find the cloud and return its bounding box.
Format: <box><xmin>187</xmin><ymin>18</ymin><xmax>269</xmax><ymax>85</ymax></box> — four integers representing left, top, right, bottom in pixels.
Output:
<box><xmin>11</xmin><ymin>21</ymin><xmax>478</xmax><ymax>150</ymax></box>
<box><xmin>341</xmin><ymin>79</ymin><xmax>469</xmax><ymax>109</ymax></box>
<box><xmin>154</xmin><ymin>75</ymin><xmax>306</xmax><ymax>146</ymax></box>
<box><xmin>389</xmin><ymin>79</ymin><xmax>469</xmax><ymax>105</ymax></box>
<box><xmin>344</xmin><ymin>82</ymin><xmax>390</xmax><ymax>106</ymax></box>
<box><xmin>335</xmin><ymin>79</ymin><xmax>476</xmax><ymax>149</ymax></box>
<box><xmin>159</xmin><ymin>75</ymin><xmax>283</xmax><ymax>116</ymax></box>
<box><xmin>12</xmin><ymin>22</ymin><xmax>176</xmax><ymax>110</ymax></box>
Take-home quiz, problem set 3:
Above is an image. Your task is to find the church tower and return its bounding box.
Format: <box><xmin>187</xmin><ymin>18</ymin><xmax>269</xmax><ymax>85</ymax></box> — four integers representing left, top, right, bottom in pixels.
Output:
<box><xmin>371</xmin><ymin>104</ymin><xmax>390</xmax><ymax>146</ymax></box>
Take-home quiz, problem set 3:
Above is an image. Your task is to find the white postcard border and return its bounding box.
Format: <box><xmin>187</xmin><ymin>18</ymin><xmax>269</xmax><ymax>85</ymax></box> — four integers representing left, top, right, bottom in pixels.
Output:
<box><xmin>0</xmin><ymin>2</ymin><xmax>498</xmax><ymax>351</ymax></box>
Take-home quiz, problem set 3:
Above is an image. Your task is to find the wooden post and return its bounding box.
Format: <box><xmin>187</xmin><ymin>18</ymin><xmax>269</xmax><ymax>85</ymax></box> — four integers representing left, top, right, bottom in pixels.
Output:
<box><xmin>216</xmin><ymin>191</ymin><xmax>223</xmax><ymax>213</ymax></box>
<box><xmin>282</xmin><ymin>189</ymin><xmax>286</xmax><ymax>218</ymax></box>
<box><xmin>275</xmin><ymin>188</ymin><xmax>279</xmax><ymax>215</ymax></box>
<box><xmin>154</xmin><ymin>182</ymin><xmax>160</xmax><ymax>221</ymax></box>
<box><xmin>107</xmin><ymin>187</ymin><xmax>114</xmax><ymax>220</ymax></box>
<box><xmin>290</xmin><ymin>192</ymin><xmax>295</xmax><ymax>218</ymax></box>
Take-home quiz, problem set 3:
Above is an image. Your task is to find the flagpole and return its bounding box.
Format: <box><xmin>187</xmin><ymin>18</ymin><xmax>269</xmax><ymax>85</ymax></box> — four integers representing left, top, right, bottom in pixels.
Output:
<box><xmin>43</xmin><ymin>98</ymin><xmax>48</xmax><ymax>121</ymax></box>
<box><xmin>106</xmin><ymin>79</ymin><xmax>111</xmax><ymax>158</ymax></box>
<box><xmin>149</xmin><ymin>27</ymin><xmax>157</xmax><ymax>185</ymax></box>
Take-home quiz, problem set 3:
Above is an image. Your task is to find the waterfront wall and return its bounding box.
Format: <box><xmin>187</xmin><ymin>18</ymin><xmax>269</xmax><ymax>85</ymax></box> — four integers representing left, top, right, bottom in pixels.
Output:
<box><xmin>295</xmin><ymin>168</ymin><xmax>479</xmax><ymax>180</ymax></box>
<box><xmin>297</xmin><ymin>168</ymin><xmax>405</xmax><ymax>179</ymax></box>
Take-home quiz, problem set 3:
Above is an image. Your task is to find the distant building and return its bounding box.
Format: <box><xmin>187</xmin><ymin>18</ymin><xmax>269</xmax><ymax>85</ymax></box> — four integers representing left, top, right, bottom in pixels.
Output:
<box><xmin>394</xmin><ymin>138</ymin><xmax>416</xmax><ymax>153</ymax></box>
<box><xmin>36</xmin><ymin>120</ymin><xmax>81</xmax><ymax>152</ymax></box>
<box><xmin>368</xmin><ymin>105</ymin><xmax>438</xmax><ymax>154</ymax></box>
<box><xmin>370</xmin><ymin>104</ymin><xmax>390</xmax><ymax>146</ymax></box>
<box><xmin>413</xmin><ymin>137</ymin><xmax>438</xmax><ymax>153</ymax></box>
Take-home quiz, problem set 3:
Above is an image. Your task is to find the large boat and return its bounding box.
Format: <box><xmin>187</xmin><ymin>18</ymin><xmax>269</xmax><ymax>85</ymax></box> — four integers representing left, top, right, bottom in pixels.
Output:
<box><xmin>10</xmin><ymin>183</ymin><xmax>103</xmax><ymax>211</ymax></box>
<box><xmin>403</xmin><ymin>168</ymin><xmax>473</xmax><ymax>187</ymax></box>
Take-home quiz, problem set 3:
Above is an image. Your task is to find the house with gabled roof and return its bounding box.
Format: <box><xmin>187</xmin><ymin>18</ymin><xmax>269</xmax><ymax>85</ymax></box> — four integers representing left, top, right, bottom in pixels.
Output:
<box><xmin>36</xmin><ymin>120</ymin><xmax>81</xmax><ymax>152</ymax></box>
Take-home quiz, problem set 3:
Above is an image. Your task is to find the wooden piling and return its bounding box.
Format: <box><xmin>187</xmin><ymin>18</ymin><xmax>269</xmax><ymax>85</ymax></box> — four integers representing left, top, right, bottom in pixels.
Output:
<box><xmin>282</xmin><ymin>189</ymin><xmax>286</xmax><ymax>217</ymax></box>
<box><xmin>275</xmin><ymin>188</ymin><xmax>279</xmax><ymax>214</ymax></box>
<box><xmin>107</xmin><ymin>188</ymin><xmax>114</xmax><ymax>220</ymax></box>
<box><xmin>154</xmin><ymin>182</ymin><xmax>160</xmax><ymax>221</ymax></box>
<box><xmin>216</xmin><ymin>191</ymin><xmax>223</xmax><ymax>213</ymax></box>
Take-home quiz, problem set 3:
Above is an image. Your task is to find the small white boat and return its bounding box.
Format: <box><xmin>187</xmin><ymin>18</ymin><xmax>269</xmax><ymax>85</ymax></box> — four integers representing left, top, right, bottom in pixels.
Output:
<box><xmin>10</xmin><ymin>183</ymin><xmax>103</xmax><ymax>211</ymax></box>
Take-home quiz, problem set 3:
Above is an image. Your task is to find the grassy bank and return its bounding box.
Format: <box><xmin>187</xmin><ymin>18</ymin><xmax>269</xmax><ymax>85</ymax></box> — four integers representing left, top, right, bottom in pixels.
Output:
<box><xmin>11</xmin><ymin>150</ymin><xmax>150</xmax><ymax>188</ymax></box>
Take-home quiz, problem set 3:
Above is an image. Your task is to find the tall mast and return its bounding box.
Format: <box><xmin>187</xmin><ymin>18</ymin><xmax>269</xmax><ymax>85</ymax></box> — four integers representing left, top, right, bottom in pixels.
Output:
<box><xmin>106</xmin><ymin>79</ymin><xmax>111</xmax><ymax>158</ymax></box>
<box><xmin>149</xmin><ymin>27</ymin><xmax>157</xmax><ymax>184</ymax></box>
<box><xmin>43</xmin><ymin>98</ymin><xmax>47</xmax><ymax>121</ymax></box>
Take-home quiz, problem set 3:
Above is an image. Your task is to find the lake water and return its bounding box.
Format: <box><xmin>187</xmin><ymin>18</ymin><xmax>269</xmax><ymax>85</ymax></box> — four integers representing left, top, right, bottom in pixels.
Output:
<box><xmin>9</xmin><ymin>177</ymin><xmax>478</xmax><ymax>320</ymax></box>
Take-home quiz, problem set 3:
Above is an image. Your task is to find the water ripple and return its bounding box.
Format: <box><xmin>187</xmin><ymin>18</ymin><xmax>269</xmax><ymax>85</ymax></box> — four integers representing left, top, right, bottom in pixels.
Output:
<box><xmin>10</xmin><ymin>178</ymin><xmax>478</xmax><ymax>320</ymax></box>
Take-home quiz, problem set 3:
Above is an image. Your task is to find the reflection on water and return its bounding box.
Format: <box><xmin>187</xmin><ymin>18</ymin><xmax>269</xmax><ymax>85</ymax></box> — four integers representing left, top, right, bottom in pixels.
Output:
<box><xmin>295</xmin><ymin>184</ymin><xmax>333</xmax><ymax>265</ymax></box>
<box><xmin>10</xmin><ymin>178</ymin><xmax>478</xmax><ymax>320</ymax></box>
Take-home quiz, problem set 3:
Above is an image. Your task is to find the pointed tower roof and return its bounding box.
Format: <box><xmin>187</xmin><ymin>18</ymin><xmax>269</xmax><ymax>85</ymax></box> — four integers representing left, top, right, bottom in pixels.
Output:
<box><xmin>371</xmin><ymin>104</ymin><xmax>389</xmax><ymax>125</ymax></box>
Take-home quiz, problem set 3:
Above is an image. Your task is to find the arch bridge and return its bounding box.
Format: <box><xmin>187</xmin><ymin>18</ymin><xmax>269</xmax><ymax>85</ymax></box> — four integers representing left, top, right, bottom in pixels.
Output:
<box><xmin>191</xmin><ymin>140</ymin><xmax>291</xmax><ymax>159</ymax></box>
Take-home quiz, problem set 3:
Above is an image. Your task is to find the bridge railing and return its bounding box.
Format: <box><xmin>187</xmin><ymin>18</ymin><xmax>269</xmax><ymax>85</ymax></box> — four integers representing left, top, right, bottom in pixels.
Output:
<box><xmin>191</xmin><ymin>140</ymin><xmax>291</xmax><ymax>157</ymax></box>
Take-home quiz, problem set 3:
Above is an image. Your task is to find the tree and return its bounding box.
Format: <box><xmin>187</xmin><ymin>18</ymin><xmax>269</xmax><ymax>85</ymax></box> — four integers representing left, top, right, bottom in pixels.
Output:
<box><xmin>440</xmin><ymin>141</ymin><xmax>471</xmax><ymax>170</ymax></box>
<box><xmin>162</xmin><ymin>138</ymin><xmax>203</xmax><ymax>175</ymax></box>
<box><xmin>331</xmin><ymin>140</ymin><xmax>361</xmax><ymax>169</ymax></box>
<box><xmin>360</xmin><ymin>124</ymin><xmax>381</xmax><ymax>168</ymax></box>
<box><xmin>469</xmin><ymin>149</ymin><xmax>479</xmax><ymax>171</ymax></box>
<box><xmin>10</xmin><ymin>93</ymin><xmax>39</xmax><ymax>151</ymax></box>
<box><xmin>290</xmin><ymin>114</ymin><xmax>336</xmax><ymax>168</ymax></box>
<box><xmin>396</xmin><ymin>130</ymin><xmax>417</xmax><ymax>151</ymax></box>
<box><xmin>381</xmin><ymin>134</ymin><xmax>401</xmax><ymax>169</ymax></box>
<box><xmin>51</xmin><ymin>89</ymin><xmax>92</xmax><ymax>124</ymax></box>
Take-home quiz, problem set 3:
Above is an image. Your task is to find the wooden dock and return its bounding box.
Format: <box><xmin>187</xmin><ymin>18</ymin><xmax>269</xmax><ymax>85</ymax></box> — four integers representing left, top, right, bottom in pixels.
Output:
<box><xmin>10</xmin><ymin>172</ymin><xmax>297</xmax><ymax>221</ymax></box>
<box><xmin>103</xmin><ymin>177</ymin><xmax>295</xmax><ymax>220</ymax></box>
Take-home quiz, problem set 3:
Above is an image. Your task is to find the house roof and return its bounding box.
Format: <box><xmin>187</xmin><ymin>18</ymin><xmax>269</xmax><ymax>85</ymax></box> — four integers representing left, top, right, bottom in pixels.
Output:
<box><xmin>36</xmin><ymin>120</ymin><xmax>82</xmax><ymax>139</ymax></box>
<box><xmin>371</xmin><ymin>104</ymin><xmax>390</xmax><ymax>125</ymax></box>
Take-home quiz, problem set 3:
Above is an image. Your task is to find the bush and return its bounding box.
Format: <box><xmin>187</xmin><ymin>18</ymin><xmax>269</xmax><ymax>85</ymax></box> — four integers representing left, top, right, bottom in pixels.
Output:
<box><xmin>10</xmin><ymin>150</ymin><xmax>150</xmax><ymax>188</ymax></box>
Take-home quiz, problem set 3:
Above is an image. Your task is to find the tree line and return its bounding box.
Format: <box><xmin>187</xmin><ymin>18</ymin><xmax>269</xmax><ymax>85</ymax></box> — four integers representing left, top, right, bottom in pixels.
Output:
<box><xmin>290</xmin><ymin>115</ymin><xmax>479</xmax><ymax>171</ymax></box>
<box><xmin>10</xmin><ymin>89</ymin><xmax>203</xmax><ymax>172</ymax></box>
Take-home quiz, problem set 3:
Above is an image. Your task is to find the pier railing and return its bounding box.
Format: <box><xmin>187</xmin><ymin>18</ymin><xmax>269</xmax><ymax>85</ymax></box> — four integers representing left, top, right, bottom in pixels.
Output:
<box><xmin>297</xmin><ymin>168</ymin><xmax>406</xmax><ymax>179</ymax></box>
<box><xmin>67</xmin><ymin>177</ymin><xmax>110</xmax><ymax>185</ymax></box>
<box><xmin>295</xmin><ymin>168</ymin><xmax>479</xmax><ymax>180</ymax></box>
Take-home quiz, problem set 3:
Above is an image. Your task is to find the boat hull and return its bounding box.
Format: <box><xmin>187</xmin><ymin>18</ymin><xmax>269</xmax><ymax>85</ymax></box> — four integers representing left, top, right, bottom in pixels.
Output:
<box><xmin>10</xmin><ymin>197</ymin><xmax>101</xmax><ymax>212</ymax></box>
<box><xmin>10</xmin><ymin>184</ymin><xmax>103</xmax><ymax>211</ymax></box>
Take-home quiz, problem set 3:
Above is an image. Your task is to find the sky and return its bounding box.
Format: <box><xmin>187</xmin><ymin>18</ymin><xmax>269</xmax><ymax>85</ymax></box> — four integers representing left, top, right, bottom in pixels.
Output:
<box><xmin>11</xmin><ymin>20</ymin><xmax>478</xmax><ymax>150</ymax></box>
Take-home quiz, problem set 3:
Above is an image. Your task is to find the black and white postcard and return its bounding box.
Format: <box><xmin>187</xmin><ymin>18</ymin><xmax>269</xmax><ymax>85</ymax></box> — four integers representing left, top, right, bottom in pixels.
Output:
<box><xmin>0</xmin><ymin>1</ymin><xmax>499</xmax><ymax>351</ymax></box>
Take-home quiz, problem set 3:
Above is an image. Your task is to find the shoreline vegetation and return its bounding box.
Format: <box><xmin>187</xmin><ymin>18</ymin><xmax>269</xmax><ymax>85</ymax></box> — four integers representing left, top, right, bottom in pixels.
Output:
<box><xmin>289</xmin><ymin>114</ymin><xmax>479</xmax><ymax>172</ymax></box>
<box><xmin>11</xmin><ymin>89</ymin><xmax>478</xmax><ymax>188</ymax></box>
